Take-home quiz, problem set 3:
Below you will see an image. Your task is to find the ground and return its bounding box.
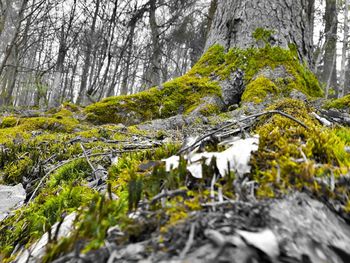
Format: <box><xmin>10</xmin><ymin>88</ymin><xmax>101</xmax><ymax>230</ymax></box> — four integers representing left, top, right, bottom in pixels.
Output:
<box><xmin>0</xmin><ymin>43</ymin><xmax>349</xmax><ymax>263</ymax></box>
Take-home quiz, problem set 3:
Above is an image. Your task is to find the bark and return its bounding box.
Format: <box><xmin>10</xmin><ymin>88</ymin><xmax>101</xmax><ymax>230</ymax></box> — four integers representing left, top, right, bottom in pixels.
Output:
<box><xmin>205</xmin><ymin>0</ymin><xmax>314</xmax><ymax>64</ymax></box>
<box><xmin>323</xmin><ymin>0</ymin><xmax>338</xmax><ymax>92</ymax></box>
<box><xmin>0</xmin><ymin>0</ymin><xmax>29</xmax><ymax>106</ymax></box>
<box><xmin>205</xmin><ymin>0</ymin><xmax>315</xmax><ymax>106</ymax></box>
<box><xmin>339</xmin><ymin>0</ymin><xmax>349</xmax><ymax>98</ymax></box>
<box><xmin>76</xmin><ymin>0</ymin><xmax>100</xmax><ymax>105</ymax></box>
<box><xmin>120</xmin><ymin>21</ymin><xmax>136</xmax><ymax>95</ymax></box>
<box><xmin>148</xmin><ymin>0</ymin><xmax>162</xmax><ymax>87</ymax></box>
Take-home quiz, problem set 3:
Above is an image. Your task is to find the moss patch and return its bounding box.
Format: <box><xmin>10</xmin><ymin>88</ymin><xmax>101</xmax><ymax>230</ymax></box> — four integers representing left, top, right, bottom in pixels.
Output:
<box><xmin>85</xmin><ymin>75</ymin><xmax>222</xmax><ymax>125</ymax></box>
<box><xmin>324</xmin><ymin>94</ymin><xmax>350</xmax><ymax>110</ymax></box>
<box><xmin>241</xmin><ymin>76</ymin><xmax>279</xmax><ymax>103</ymax></box>
<box><xmin>250</xmin><ymin>98</ymin><xmax>350</xmax><ymax>199</ymax></box>
<box><xmin>86</xmin><ymin>43</ymin><xmax>322</xmax><ymax>125</ymax></box>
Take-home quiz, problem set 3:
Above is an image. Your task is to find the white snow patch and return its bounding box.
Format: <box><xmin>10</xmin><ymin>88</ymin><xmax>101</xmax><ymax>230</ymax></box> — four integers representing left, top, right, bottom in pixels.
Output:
<box><xmin>162</xmin><ymin>135</ymin><xmax>259</xmax><ymax>179</ymax></box>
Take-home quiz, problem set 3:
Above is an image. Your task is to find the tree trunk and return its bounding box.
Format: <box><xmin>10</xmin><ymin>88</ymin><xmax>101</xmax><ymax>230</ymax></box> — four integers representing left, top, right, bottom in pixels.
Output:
<box><xmin>76</xmin><ymin>0</ymin><xmax>100</xmax><ymax>105</ymax></box>
<box><xmin>205</xmin><ymin>0</ymin><xmax>316</xmax><ymax>105</ymax></box>
<box><xmin>323</xmin><ymin>0</ymin><xmax>338</xmax><ymax>94</ymax></box>
<box><xmin>339</xmin><ymin>0</ymin><xmax>349</xmax><ymax>98</ymax></box>
<box><xmin>149</xmin><ymin>0</ymin><xmax>162</xmax><ymax>87</ymax></box>
<box><xmin>48</xmin><ymin>27</ymin><xmax>67</xmax><ymax>108</ymax></box>
<box><xmin>120</xmin><ymin>22</ymin><xmax>136</xmax><ymax>95</ymax></box>
<box><xmin>206</xmin><ymin>0</ymin><xmax>314</xmax><ymax>64</ymax></box>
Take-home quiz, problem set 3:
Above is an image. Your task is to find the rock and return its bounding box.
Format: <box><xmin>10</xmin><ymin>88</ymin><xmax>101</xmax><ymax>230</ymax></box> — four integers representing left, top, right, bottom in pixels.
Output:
<box><xmin>137</xmin><ymin>114</ymin><xmax>204</xmax><ymax>131</ymax></box>
<box><xmin>188</xmin><ymin>96</ymin><xmax>225</xmax><ymax>117</ymax></box>
<box><xmin>16</xmin><ymin>213</ymin><xmax>77</xmax><ymax>263</ymax></box>
<box><xmin>269</xmin><ymin>193</ymin><xmax>350</xmax><ymax>263</ymax></box>
<box><xmin>290</xmin><ymin>89</ymin><xmax>308</xmax><ymax>101</ymax></box>
<box><xmin>0</xmin><ymin>183</ymin><xmax>26</xmax><ymax>222</ymax></box>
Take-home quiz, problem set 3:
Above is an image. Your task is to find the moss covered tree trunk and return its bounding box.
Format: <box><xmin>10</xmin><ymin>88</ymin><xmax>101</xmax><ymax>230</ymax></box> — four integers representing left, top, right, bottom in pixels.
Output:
<box><xmin>205</xmin><ymin>0</ymin><xmax>316</xmax><ymax>105</ymax></box>
<box><xmin>206</xmin><ymin>0</ymin><xmax>314</xmax><ymax>61</ymax></box>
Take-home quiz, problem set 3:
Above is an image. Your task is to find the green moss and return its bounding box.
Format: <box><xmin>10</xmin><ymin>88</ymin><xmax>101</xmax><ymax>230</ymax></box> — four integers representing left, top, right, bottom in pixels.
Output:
<box><xmin>250</xmin><ymin>98</ymin><xmax>350</xmax><ymax>199</ymax></box>
<box><xmin>253</xmin><ymin>28</ymin><xmax>275</xmax><ymax>44</ymax></box>
<box><xmin>335</xmin><ymin>127</ymin><xmax>350</xmax><ymax>144</ymax></box>
<box><xmin>241</xmin><ymin>76</ymin><xmax>279</xmax><ymax>103</ymax></box>
<box><xmin>85</xmin><ymin>43</ymin><xmax>322</xmax><ymax>125</ymax></box>
<box><xmin>0</xmin><ymin>116</ymin><xmax>18</xmax><ymax>128</ymax></box>
<box><xmin>3</xmin><ymin>156</ymin><xmax>33</xmax><ymax>184</ymax></box>
<box><xmin>324</xmin><ymin>94</ymin><xmax>350</xmax><ymax>110</ymax></box>
<box><xmin>188</xmin><ymin>44</ymin><xmax>225</xmax><ymax>76</ymax></box>
<box><xmin>85</xmin><ymin>75</ymin><xmax>221</xmax><ymax>125</ymax></box>
<box><xmin>199</xmin><ymin>103</ymin><xmax>221</xmax><ymax>116</ymax></box>
<box><xmin>219</xmin><ymin>45</ymin><xmax>322</xmax><ymax>98</ymax></box>
<box><xmin>0</xmin><ymin>184</ymin><xmax>95</xmax><ymax>258</ymax></box>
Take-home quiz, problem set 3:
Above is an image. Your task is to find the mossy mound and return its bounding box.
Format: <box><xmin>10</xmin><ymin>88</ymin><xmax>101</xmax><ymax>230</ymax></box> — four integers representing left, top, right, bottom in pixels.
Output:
<box><xmin>324</xmin><ymin>94</ymin><xmax>350</xmax><ymax>110</ymax></box>
<box><xmin>86</xmin><ymin>44</ymin><xmax>322</xmax><ymax>125</ymax></box>
<box><xmin>251</xmin><ymin>98</ymin><xmax>350</xmax><ymax>198</ymax></box>
<box><xmin>191</xmin><ymin>44</ymin><xmax>322</xmax><ymax>103</ymax></box>
<box><xmin>85</xmin><ymin>75</ymin><xmax>222</xmax><ymax>125</ymax></box>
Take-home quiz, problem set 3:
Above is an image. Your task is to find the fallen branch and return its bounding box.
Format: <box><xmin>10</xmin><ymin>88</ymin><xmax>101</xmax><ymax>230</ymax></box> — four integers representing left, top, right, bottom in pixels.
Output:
<box><xmin>180</xmin><ymin>223</ymin><xmax>196</xmax><ymax>259</ymax></box>
<box><xmin>178</xmin><ymin>110</ymin><xmax>309</xmax><ymax>154</ymax></box>
<box><xmin>150</xmin><ymin>189</ymin><xmax>188</xmax><ymax>205</ymax></box>
<box><xmin>80</xmin><ymin>143</ymin><xmax>96</xmax><ymax>174</ymax></box>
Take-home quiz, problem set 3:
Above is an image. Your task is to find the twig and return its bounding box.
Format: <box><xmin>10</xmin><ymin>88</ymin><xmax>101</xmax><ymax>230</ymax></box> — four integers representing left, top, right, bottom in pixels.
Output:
<box><xmin>28</xmin><ymin>159</ymin><xmax>78</xmax><ymax>203</ymax></box>
<box><xmin>80</xmin><ymin>143</ymin><xmax>96</xmax><ymax>173</ymax></box>
<box><xmin>150</xmin><ymin>189</ymin><xmax>187</xmax><ymax>205</ymax></box>
<box><xmin>177</xmin><ymin>110</ymin><xmax>309</xmax><ymax>155</ymax></box>
<box><xmin>180</xmin><ymin>223</ymin><xmax>195</xmax><ymax>259</ymax></box>
<box><xmin>28</xmin><ymin>147</ymin><xmax>164</xmax><ymax>203</ymax></box>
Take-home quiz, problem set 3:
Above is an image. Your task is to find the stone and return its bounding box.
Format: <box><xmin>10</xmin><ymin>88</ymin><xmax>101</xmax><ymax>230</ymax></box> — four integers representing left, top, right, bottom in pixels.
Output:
<box><xmin>0</xmin><ymin>183</ymin><xmax>26</xmax><ymax>222</ymax></box>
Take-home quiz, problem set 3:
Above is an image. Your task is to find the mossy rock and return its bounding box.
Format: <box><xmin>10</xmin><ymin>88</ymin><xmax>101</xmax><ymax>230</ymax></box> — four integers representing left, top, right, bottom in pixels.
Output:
<box><xmin>251</xmin><ymin>98</ymin><xmax>350</xmax><ymax>198</ymax></box>
<box><xmin>0</xmin><ymin>117</ymin><xmax>18</xmax><ymax>128</ymax></box>
<box><xmin>324</xmin><ymin>94</ymin><xmax>350</xmax><ymax>111</ymax></box>
<box><xmin>85</xmin><ymin>75</ymin><xmax>222</xmax><ymax>125</ymax></box>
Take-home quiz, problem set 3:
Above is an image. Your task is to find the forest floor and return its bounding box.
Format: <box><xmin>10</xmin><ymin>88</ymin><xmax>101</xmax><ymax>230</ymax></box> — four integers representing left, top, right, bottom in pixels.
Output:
<box><xmin>0</xmin><ymin>92</ymin><xmax>349</xmax><ymax>262</ymax></box>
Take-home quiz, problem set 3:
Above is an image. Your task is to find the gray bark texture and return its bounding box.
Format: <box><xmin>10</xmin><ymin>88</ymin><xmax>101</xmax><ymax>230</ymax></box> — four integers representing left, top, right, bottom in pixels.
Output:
<box><xmin>205</xmin><ymin>0</ymin><xmax>314</xmax><ymax>106</ymax></box>
<box><xmin>205</xmin><ymin>0</ymin><xmax>314</xmax><ymax>64</ymax></box>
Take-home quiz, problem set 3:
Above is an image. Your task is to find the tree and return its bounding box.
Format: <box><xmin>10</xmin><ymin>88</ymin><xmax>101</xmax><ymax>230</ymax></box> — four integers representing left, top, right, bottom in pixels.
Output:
<box><xmin>76</xmin><ymin>0</ymin><xmax>100</xmax><ymax>105</ymax></box>
<box><xmin>339</xmin><ymin>0</ymin><xmax>349</xmax><ymax>98</ymax></box>
<box><xmin>48</xmin><ymin>0</ymin><xmax>78</xmax><ymax>108</ymax></box>
<box><xmin>323</xmin><ymin>0</ymin><xmax>338</xmax><ymax>97</ymax></box>
<box><xmin>205</xmin><ymin>0</ymin><xmax>316</xmax><ymax>105</ymax></box>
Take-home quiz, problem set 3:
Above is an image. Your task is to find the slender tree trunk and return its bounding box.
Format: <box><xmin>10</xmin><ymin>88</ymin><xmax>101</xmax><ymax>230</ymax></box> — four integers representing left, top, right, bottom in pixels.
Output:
<box><xmin>206</xmin><ymin>0</ymin><xmax>218</xmax><ymax>36</ymax></box>
<box><xmin>99</xmin><ymin>0</ymin><xmax>118</xmax><ymax>98</ymax></box>
<box><xmin>48</xmin><ymin>26</ymin><xmax>67</xmax><ymax>108</ymax></box>
<box><xmin>149</xmin><ymin>0</ymin><xmax>162</xmax><ymax>87</ymax></box>
<box><xmin>339</xmin><ymin>0</ymin><xmax>349</xmax><ymax>98</ymax></box>
<box><xmin>323</xmin><ymin>0</ymin><xmax>338</xmax><ymax>93</ymax></box>
<box><xmin>76</xmin><ymin>0</ymin><xmax>100</xmax><ymax>105</ymax></box>
<box><xmin>120</xmin><ymin>22</ymin><xmax>136</xmax><ymax>95</ymax></box>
